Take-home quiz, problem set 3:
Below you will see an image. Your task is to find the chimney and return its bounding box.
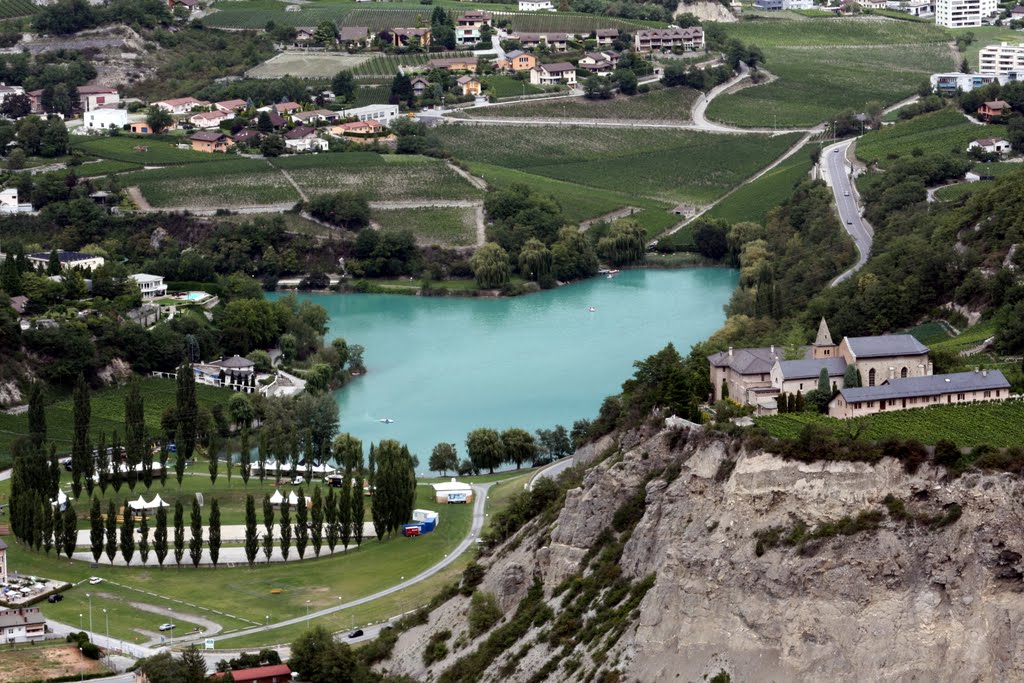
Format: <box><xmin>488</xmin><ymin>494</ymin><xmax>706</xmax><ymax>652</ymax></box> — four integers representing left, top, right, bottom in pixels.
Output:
<box><xmin>975</xmin><ymin>367</ymin><xmax>979</xmax><ymax>373</ymax></box>
<box><xmin>983</xmin><ymin>369</ymin><xmax>988</xmax><ymax>377</ymax></box>
<box><xmin>770</xmin><ymin>345</ymin><xmax>775</xmax><ymax>354</ymax></box>
<box><xmin>928</xmin><ymin>362</ymin><xmax>933</xmax><ymax>376</ymax></box>
<box><xmin>728</xmin><ymin>346</ymin><xmax>733</xmax><ymax>357</ymax></box>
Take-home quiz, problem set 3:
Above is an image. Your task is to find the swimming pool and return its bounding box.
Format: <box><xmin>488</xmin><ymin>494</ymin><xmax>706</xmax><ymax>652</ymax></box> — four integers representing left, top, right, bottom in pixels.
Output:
<box><xmin>185</xmin><ymin>291</ymin><xmax>208</xmax><ymax>301</ymax></box>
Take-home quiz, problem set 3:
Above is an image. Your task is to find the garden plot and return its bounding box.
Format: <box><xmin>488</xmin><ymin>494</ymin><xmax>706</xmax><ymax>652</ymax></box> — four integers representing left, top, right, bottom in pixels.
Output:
<box><xmin>246</xmin><ymin>52</ymin><xmax>376</xmax><ymax>79</ymax></box>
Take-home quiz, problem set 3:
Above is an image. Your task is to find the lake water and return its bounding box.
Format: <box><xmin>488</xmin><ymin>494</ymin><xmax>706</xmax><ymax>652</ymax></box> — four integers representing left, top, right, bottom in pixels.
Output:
<box><xmin>274</xmin><ymin>268</ymin><xmax>736</xmax><ymax>469</ymax></box>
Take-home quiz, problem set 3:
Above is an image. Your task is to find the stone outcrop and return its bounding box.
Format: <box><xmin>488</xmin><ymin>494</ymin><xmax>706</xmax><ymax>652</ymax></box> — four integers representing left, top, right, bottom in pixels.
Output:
<box><xmin>384</xmin><ymin>429</ymin><xmax>1024</xmax><ymax>682</ymax></box>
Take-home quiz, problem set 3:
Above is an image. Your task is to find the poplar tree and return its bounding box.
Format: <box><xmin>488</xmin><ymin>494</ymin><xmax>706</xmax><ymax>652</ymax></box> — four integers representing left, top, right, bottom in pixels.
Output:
<box><xmin>339</xmin><ymin>464</ymin><xmax>352</xmax><ymax>550</ymax></box>
<box><xmin>104</xmin><ymin>501</ymin><xmax>117</xmax><ymax>565</ymax></box>
<box><xmin>41</xmin><ymin>499</ymin><xmax>54</xmax><ymax>554</ymax></box>
<box><xmin>310</xmin><ymin>487</ymin><xmax>323</xmax><ymax>558</ymax></box>
<box><xmin>209</xmin><ymin>499</ymin><xmax>221</xmax><ymax>568</ymax></box>
<box><xmin>124</xmin><ymin>379</ymin><xmax>145</xmax><ymax>490</ymax></box>
<box><xmin>295</xmin><ymin>489</ymin><xmax>308</xmax><ymax>560</ymax></box>
<box><xmin>111</xmin><ymin>431</ymin><xmax>123</xmax><ymax>493</ymax></box>
<box><xmin>208</xmin><ymin>433</ymin><xmax>219</xmax><ymax>486</ymax></box>
<box><xmin>158</xmin><ymin>442</ymin><xmax>168</xmax><ymax>488</ymax></box>
<box><xmin>173</xmin><ymin>500</ymin><xmax>185</xmax><ymax>566</ymax></box>
<box><xmin>324</xmin><ymin>487</ymin><xmax>338</xmax><ymax>554</ymax></box>
<box><xmin>258</xmin><ymin>432</ymin><xmax>268</xmax><ymax>486</ymax></box>
<box><xmin>279</xmin><ymin>499</ymin><xmax>291</xmax><ymax>561</ymax></box>
<box><xmin>62</xmin><ymin>504</ymin><xmax>76</xmax><ymax>559</ymax></box>
<box><xmin>262</xmin><ymin>493</ymin><xmax>274</xmax><ymax>564</ymax></box>
<box><xmin>27</xmin><ymin>382</ymin><xmax>46</xmax><ymax>449</ymax></box>
<box><xmin>240</xmin><ymin>427</ymin><xmax>251</xmax><ymax>488</ymax></box>
<box><xmin>96</xmin><ymin>432</ymin><xmax>109</xmax><ymax>494</ymax></box>
<box><xmin>48</xmin><ymin>445</ymin><xmax>60</xmax><ymax>500</ymax></box>
<box><xmin>139</xmin><ymin>511</ymin><xmax>150</xmax><ymax>565</ymax></box>
<box><xmin>189</xmin><ymin>497</ymin><xmax>203</xmax><ymax>568</ymax></box>
<box><xmin>30</xmin><ymin>492</ymin><xmax>41</xmax><ymax>550</ymax></box>
<box><xmin>176</xmin><ymin>363</ymin><xmax>197</xmax><ymax>488</ymax></box>
<box><xmin>89</xmin><ymin>496</ymin><xmax>103</xmax><ymax>563</ymax></box>
<box><xmin>369</xmin><ymin>443</ymin><xmax>385</xmax><ymax>540</ymax></box>
<box><xmin>53</xmin><ymin>501</ymin><xmax>65</xmax><ymax>555</ymax></box>
<box><xmin>244</xmin><ymin>495</ymin><xmax>258</xmax><ymax>567</ymax></box>
<box><xmin>155</xmin><ymin>505</ymin><xmax>168</xmax><ymax>567</ymax></box>
<box><xmin>373</xmin><ymin>440</ymin><xmax>416</xmax><ymax>538</ymax></box>
<box><xmin>85</xmin><ymin>438</ymin><xmax>96</xmax><ymax>496</ymax></box>
<box><xmin>72</xmin><ymin>375</ymin><xmax>90</xmax><ymax>498</ymax></box>
<box><xmin>120</xmin><ymin>503</ymin><xmax>135</xmax><ymax>566</ymax></box>
<box><xmin>351</xmin><ymin>470</ymin><xmax>364</xmax><ymax>548</ymax></box>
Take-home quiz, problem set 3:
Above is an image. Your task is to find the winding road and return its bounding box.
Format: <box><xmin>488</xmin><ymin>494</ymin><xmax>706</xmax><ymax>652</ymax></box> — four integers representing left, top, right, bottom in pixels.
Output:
<box><xmin>821</xmin><ymin>139</ymin><xmax>873</xmax><ymax>286</ymax></box>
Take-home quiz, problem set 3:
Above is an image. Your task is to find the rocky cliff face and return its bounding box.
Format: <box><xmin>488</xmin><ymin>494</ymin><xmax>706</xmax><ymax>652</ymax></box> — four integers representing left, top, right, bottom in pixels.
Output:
<box><xmin>384</xmin><ymin>427</ymin><xmax>1024</xmax><ymax>683</ymax></box>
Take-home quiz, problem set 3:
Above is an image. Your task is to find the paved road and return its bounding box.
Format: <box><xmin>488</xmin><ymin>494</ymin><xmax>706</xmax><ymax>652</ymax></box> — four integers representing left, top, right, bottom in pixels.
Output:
<box><xmin>821</xmin><ymin>139</ymin><xmax>873</xmax><ymax>286</ymax></box>
<box><xmin>168</xmin><ymin>482</ymin><xmax>493</xmax><ymax>648</ymax></box>
<box><xmin>528</xmin><ymin>456</ymin><xmax>575</xmax><ymax>491</ymax></box>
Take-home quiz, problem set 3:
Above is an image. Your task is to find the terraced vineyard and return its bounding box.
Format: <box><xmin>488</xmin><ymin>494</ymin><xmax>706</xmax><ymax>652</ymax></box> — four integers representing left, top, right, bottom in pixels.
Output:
<box><xmin>856</xmin><ymin>109</ymin><xmax>1006</xmax><ymax>167</ymax></box>
<box><xmin>0</xmin><ymin>0</ymin><xmax>37</xmax><ymax>18</ymax></box>
<box><xmin>351</xmin><ymin>51</ymin><xmax>473</xmax><ymax>78</ymax></box>
<box><xmin>756</xmin><ymin>401</ymin><xmax>1024</xmax><ymax>448</ymax></box>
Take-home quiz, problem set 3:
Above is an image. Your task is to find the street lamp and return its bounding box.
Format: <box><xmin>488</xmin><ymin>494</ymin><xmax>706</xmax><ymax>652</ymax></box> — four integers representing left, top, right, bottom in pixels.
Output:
<box><xmin>79</xmin><ymin>613</ymin><xmax>83</xmax><ymax>630</ymax></box>
<box><xmin>79</xmin><ymin>647</ymin><xmax>84</xmax><ymax>682</ymax></box>
<box><xmin>305</xmin><ymin>600</ymin><xmax>311</xmax><ymax>617</ymax></box>
<box><xmin>103</xmin><ymin>608</ymin><xmax>110</xmax><ymax>664</ymax></box>
<box><xmin>265</xmin><ymin>615</ymin><xmax>270</xmax><ymax>628</ymax></box>
<box><xmin>86</xmin><ymin>593</ymin><xmax>93</xmax><ymax>635</ymax></box>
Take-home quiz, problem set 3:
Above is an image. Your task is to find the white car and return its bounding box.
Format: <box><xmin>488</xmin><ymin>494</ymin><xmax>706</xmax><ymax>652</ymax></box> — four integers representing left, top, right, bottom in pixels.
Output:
<box><xmin>159</xmin><ymin>623</ymin><xmax>176</xmax><ymax>632</ymax></box>
<box><xmin>843</xmin><ymin>191</ymin><xmax>850</xmax><ymax>196</ymax></box>
<box><xmin>88</xmin><ymin>577</ymin><xmax>102</xmax><ymax>585</ymax></box>
<box><xmin>292</xmin><ymin>476</ymin><xmax>305</xmax><ymax>485</ymax></box>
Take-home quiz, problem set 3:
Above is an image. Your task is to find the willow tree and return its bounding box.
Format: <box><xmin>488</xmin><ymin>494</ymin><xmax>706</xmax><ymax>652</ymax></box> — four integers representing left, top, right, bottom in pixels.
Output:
<box><xmin>518</xmin><ymin>238</ymin><xmax>553</xmax><ymax>283</ymax></box>
<box><xmin>470</xmin><ymin>242</ymin><xmax>511</xmax><ymax>288</ymax></box>
<box><xmin>597</xmin><ymin>219</ymin><xmax>646</xmax><ymax>266</ymax></box>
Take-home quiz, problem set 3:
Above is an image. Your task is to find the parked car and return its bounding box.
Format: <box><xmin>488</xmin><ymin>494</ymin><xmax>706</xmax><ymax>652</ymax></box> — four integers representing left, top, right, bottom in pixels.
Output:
<box><xmin>62</xmin><ymin>459</ymin><xmax>73</xmax><ymax>472</ymax></box>
<box><xmin>159</xmin><ymin>623</ymin><xmax>176</xmax><ymax>632</ymax></box>
<box><xmin>47</xmin><ymin>594</ymin><xmax>64</xmax><ymax>603</ymax></box>
<box><xmin>88</xmin><ymin>577</ymin><xmax>102</xmax><ymax>585</ymax></box>
<box><xmin>347</xmin><ymin>629</ymin><xmax>364</xmax><ymax>638</ymax></box>
<box><xmin>292</xmin><ymin>475</ymin><xmax>305</xmax><ymax>485</ymax></box>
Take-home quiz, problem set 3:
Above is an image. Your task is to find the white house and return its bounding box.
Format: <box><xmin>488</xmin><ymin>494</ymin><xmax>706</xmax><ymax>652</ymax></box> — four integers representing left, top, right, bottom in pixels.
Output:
<box><xmin>189</xmin><ymin>110</ymin><xmax>231</xmax><ymax>128</ymax></box>
<box><xmin>0</xmin><ymin>84</ymin><xmax>25</xmax><ymax>106</ymax></box>
<box><xmin>339</xmin><ymin>104</ymin><xmax>400</xmax><ymax>125</ymax></box>
<box><xmin>529</xmin><ymin>62</ymin><xmax>577</xmax><ymax>86</ymax></box>
<box><xmin>76</xmin><ymin>86</ymin><xmax>119</xmax><ymax>112</ymax></box>
<box><xmin>431</xmin><ymin>479</ymin><xmax>474</xmax><ymax>504</ymax></box>
<box><xmin>283</xmin><ymin>126</ymin><xmax>329</xmax><ymax>152</ymax></box>
<box><xmin>129</xmin><ymin>273</ymin><xmax>167</xmax><ymax>299</ymax></box>
<box><xmin>0</xmin><ymin>188</ymin><xmax>33</xmax><ymax>215</ymax></box>
<box><xmin>0</xmin><ymin>607</ymin><xmax>46</xmax><ymax>644</ymax></box>
<box><xmin>969</xmin><ymin>137</ymin><xmax>1012</xmax><ymax>154</ymax></box>
<box><xmin>83</xmin><ymin>108</ymin><xmax>128</xmax><ymax>131</ymax></box>
<box><xmin>26</xmin><ymin>250</ymin><xmax>105</xmax><ymax>272</ymax></box>
<box><xmin>518</xmin><ymin>0</ymin><xmax>554</xmax><ymax>9</ymax></box>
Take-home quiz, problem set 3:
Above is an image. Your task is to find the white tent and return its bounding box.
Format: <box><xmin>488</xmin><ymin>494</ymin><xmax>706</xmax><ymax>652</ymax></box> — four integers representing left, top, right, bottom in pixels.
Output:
<box><xmin>288</xmin><ymin>492</ymin><xmax>300</xmax><ymax>506</ymax></box>
<box><xmin>148</xmin><ymin>494</ymin><xmax>168</xmax><ymax>509</ymax></box>
<box><xmin>128</xmin><ymin>495</ymin><xmax>149</xmax><ymax>511</ymax></box>
<box><xmin>269</xmin><ymin>489</ymin><xmax>284</xmax><ymax>505</ymax></box>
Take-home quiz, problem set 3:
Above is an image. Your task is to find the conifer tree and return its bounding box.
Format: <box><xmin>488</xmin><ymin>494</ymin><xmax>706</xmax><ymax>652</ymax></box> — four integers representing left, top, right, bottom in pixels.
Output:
<box><xmin>41</xmin><ymin>499</ymin><xmax>54</xmax><ymax>555</ymax></box>
<box><xmin>139</xmin><ymin>511</ymin><xmax>150</xmax><ymax>565</ymax></box>
<box><xmin>262</xmin><ymin>493</ymin><xmax>274</xmax><ymax>564</ymax></box>
<box><xmin>240</xmin><ymin>427</ymin><xmax>251</xmax><ymax>488</ymax></box>
<box><xmin>90</xmin><ymin>496</ymin><xmax>103</xmax><ymax>563</ymax></box>
<box><xmin>176</xmin><ymin>363</ymin><xmax>197</xmax><ymax>488</ymax></box>
<box><xmin>209</xmin><ymin>499</ymin><xmax>221</xmax><ymax>568</ymax></box>
<box><xmin>120</xmin><ymin>502</ymin><xmax>135</xmax><ymax>566</ymax></box>
<box><xmin>351</xmin><ymin>470</ymin><xmax>364</xmax><ymax>548</ymax></box>
<box><xmin>105</xmin><ymin>501</ymin><xmax>117</xmax><ymax>564</ymax></box>
<box><xmin>295</xmin><ymin>489</ymin><xmax>308</xmax><ymax>560</ymax></box>
<box><xmin>124</xmin><ymin>379</ymin><xmax>145</xmax><ymax>490</ymax></box>
<box><xmin>189</xmin><ymin>497</ymin><xmax>203</xmax><ymax>568</ymax></box>
<box><xmin>72</xmin><ymin>375</ymin><xmax>90</xmax><ymax>498</ymax></box>
<box><xmin>324</xmin><ymin>487</ymin><xmax>338</xmax><ymax>554</ymax></box>
<box><xmin>27</xmin><ymin>382</ymin><xmax>46</xmax><ymax>449</ymax></box>
<box><xmin>310</xmin><ymin>486</ymin><xmax>323</xmax><ymax>558</ymax></box>
<box><xmin>155</xmin><ymin>505</ymin><xmax>168</xmax><ymax>567</ymax></box>
<box><xmin>244</xmin><ymin>495</ymin><xmax>258</xmax><ymax>567</ymax></box>
<box><xmin>174</xmin><ymin>500</ymin><xmax>185</xmax><ymax>566</ymax></box>
<box><xmin>279</xmin><ymin>499</ymin><xmax>291</xmax><ymax>561</ymax></box>
<box><xmin>62</xmin><ymin>504</ymin><xmax>76</xmax><ymax>559</ymax></box>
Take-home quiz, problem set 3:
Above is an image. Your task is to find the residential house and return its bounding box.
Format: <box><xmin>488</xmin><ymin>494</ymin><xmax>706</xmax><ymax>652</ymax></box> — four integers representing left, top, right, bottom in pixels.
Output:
<box><xmin>977</xmin><ymin>99</ymin><xmax>1010</xmax><ymax>121</ymax></box>
<box><xmin>935</xmin><ymin>0</ymin><xmax>998</xmax><ymax>27</ymax></box>
<box><xmin>153</xmin><ymin>97</ymin><xmax>209</xmax><ymax>115</ymax></box>
<box><xmin>211</xmin><ymin>664</ymin><xmax>293</xmax><ymax>683</ymax></box>
<box><xmin>189</xmin><ymin>110</ymin><xmax>231</xmax><ymax>128</ymax></box>
<box><xmin>27</xmin><ymin>250</ymin><xmax>105</xmax><ymax>272</ymax></box>
<box><xmin>1013</xmin><ymin>4</ymin><xmax>1024</xmax><ymax>17</ymax></box>
<box><xmin>294</xmin><ymin>26</ymin><xmax>317</xmax><ymax>43</ymax></box>
<box><xmin>515</xmin><ymin>32</ymin><xmax>569</xmax><ymax>50</ymax></box>
<box><xmin>215</xmin><ymin>99</ymin><xmax>248</xmax><ymax>114</ymax></box>
<box><xmin>969</xmin><ymin>137</ymin><xmax>1012</xmax><ymax>154</ymax></box>
<box><xmin>496</xmin><ymin>50</ymin><xmax>537</xmax><ymax>72</ymax></box>
<box><xmin>384</xmin><ymin>28</ymin><xmax>432</xmax><ymax>47</ymax></box>
<box><xmin>633</xmin><ymin>27</ymin><xmax>704</xmax><ymax>53</ymax></box>
<box><xmin>83</xmin><ymin>108</ymin><xmax>128</xmax><ymax>131</ymax></box>
<box><xmin>753</xmin><ymin>0</ymin><xmax>783</xmax><ymax>9</ymax></box>
<box><xmin>0</xmin><ymin>608</ymin><xmax>46</xmax><ymax>644</ymax></box>
<box><xmin>579</xmin><ymin>52</ymin><xmax>616</xmax><ymax>75</ymax></box>
<box><xmin>77</xmin><ymin>86</ymin><xmax>119</xmax><ymax>112</ymax></box>
<box><xmin>339</xmin><ymin>26</ymin><xmax>369</xmax><ymax>47</ymax></box>
<box><xmin>291</xmin><ymin>109</ymin><xmax>339</xmax><ymax>125</ymax></box>
<box><xmin>0</xmin><ymin>188</ymin><xmax>32</xmax><ymax>215</ymax></box>
<box><xmin>411</xmin><ymin>75</ymin><xmax>431</xmax><ymax>97</ymax></box>
<box><xmin>456</xmin><ymin>11</ymin><xmax>492</xmax><ymax>45</ymax></box>
<box><xmin>595</xmin><ymin>29</ymin><xmax>619</xmax><ymax>47</ymax></box>
<box><xmin>979</xmin><ymin>42</ymin><xmax>1024</xmax><ymax>75</ymax></box>
<box><xmin>426</xmin><ymin>57</ymin><xmax>478</xmax><ymax>72</ymax></box>
<box><xmin>8</xmin><ymin>296</ymin><xmax>27</xmax><ymax>316</ymax></box>
<box><xmin>273</xmin><ymin>102</ymin><xmax>302</xmax><ymax>116</ymax></box>
<box><xmin>340</xmin><ymin>104</ymin><xmax>400</xmax><ymax>125</ymax></box>
<box><xmin>457</xmin><ymin>75</ymin><xmax>483</xmax><ymax>96</ymax></box>
<box><xmin>283</xmin><ymin>126</ymin><xmax>328</xmax><ymax>151</ymax></box>
<box><xmin>129</xmin><ymin>273</ymin><xmax>167</xmax><ymax>299</ymax></box>
<box><xmin>530</xmin><ymin>62</ymin><xmax>577</xmax><ymax>86</ymax></box>
<box><xmin>901</xmin><ymin>0</ymin><xmax>934</xmax><ymax>16</ymax></box>
<box><xmin>0</xmin><ymin>83</ymin><xmax>24</xmax><ymax>106</ymax></box>
<box><xmin>232</xmin><ymin>129</ymin><xmax>262</xmax><ymax>145</ymax></box>
<box><xmin>329</xmin><ymin>119</ymin><xmax>393</xmax><ymax>144</ymax></box>
<box><xmin>519</xmin><ymin>0</ymin><xmax>554</xmax><ymax>9</ymax></box>
<box><xmin>264</xmin><ymin>112</ymin><xmax>287</xmax><ymax>129</ymax></box>
<box><xmin>129</xmin><ymin>122</ymin><xmax>152</xmax><ymax>134</ymax></box>
<box><xmin>829</xmin><ymin>369</ymin><xmax>1010</xmax><ymax>419</ymax></box>
<box><xmin>781</xmin><ymin>0</ymin><xmax>813</xmax><ymax>8</ymax></box>
<box><xmin>188</xmin><ymin>131</ymin><xmax>234</xmax><ymax>153</ymax></box>
<box><xmin>168</xmin><ymin>0</ymin><xmax>198</xmax><ymax>12</ymax></box>
<box><xmin>0</xmin><ymin>538</ymin><xmax>6</xmax><ymax>585</ymax></box>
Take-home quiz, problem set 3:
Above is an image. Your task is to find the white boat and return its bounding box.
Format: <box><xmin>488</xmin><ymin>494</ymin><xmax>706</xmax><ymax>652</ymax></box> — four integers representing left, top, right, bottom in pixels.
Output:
<box><xmin>588</xmin><ymin>307</ymin><xmax>596</xmax><ymax>313</ymax></box>
<box><xmin>379</xmin><ymin>418</ymin><xmax>395</xmax><ymax>424</ymax></box>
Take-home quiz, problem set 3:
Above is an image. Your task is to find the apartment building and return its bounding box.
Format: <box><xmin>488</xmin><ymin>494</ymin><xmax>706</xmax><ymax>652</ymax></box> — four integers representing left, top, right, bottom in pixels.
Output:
<box><xmin>935</xmin><ymin>0</ymin><xmax>997</xmax><ymax>28</ymax></box>
<box><xmin>979</xmin><ymin>42</ymin><xmax>1024</xmax><ymax>75</ymax></box>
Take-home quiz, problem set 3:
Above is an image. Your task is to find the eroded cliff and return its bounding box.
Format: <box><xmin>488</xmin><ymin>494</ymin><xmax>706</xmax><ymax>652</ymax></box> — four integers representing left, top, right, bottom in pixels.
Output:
<box><xmin>382</xmin><ymin>427</ymin><xmax>1024</xmax><ymax>683</ymax></box>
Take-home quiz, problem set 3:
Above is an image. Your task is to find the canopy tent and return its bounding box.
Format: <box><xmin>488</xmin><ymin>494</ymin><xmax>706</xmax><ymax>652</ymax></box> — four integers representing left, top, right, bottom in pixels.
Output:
<box><xmin>149</xmin><ymin>494</ymin><xmax>168</xmax><ymax>508</ymax></box>
<box><xmin>258</xmin><ymin>460</ymin><xmax>336</xmax><ymax>475</ymax></box>
<box><xmin>128</xmin><ymin>495</ymin><xmax>171</xmax><ymax>511</ymax></box>
<box><xmin>269</xmin><ymin>489</ymin><xmax>284</xmax><ymax>505</ymax></box>
<box><xmin>128</xmin><ymin>495</ymin><xmax>148</xmax><ymax>511</ymax></box>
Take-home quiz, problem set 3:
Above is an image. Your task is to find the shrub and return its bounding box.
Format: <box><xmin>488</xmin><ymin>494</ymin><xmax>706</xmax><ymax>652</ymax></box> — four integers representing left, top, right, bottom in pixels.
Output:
<box><xmin>468</xmin><ymin>591</ymin><xmax>503</xmax><ymax>637</ymax></box>
<box><xmin>460</xmin><ymin>561</ymin><xmax>486</xmax><ymax>596</ymax></box>
<box><xmin>423</xmin><ymin>629</ymin><xmax>452</xmax><ymax>665</ymax></box>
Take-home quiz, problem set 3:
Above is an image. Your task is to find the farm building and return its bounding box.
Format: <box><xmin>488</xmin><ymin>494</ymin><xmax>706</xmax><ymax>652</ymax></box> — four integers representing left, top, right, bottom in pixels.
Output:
<box><xmin>431</xmin><ymin>479</ymin><xmax>473</xmax><ymax>504</ymax></box>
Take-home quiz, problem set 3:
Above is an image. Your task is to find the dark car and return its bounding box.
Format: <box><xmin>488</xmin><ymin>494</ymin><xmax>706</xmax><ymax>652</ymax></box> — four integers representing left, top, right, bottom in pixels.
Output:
<box><xmin>47</xmin><ymin>594</ymin><xmax>64</xmax><ymax>603</ymax></box>
<box><xmin>347</xmin><ymin>629</ymin><xmax>364</xmax><ymax>638</ymax></box>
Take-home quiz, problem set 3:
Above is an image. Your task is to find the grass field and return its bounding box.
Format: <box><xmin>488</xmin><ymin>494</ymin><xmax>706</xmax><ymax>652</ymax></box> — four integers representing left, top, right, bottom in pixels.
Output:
<box><xmin>123</xmin><ymin>158</ymin><xmax>299</xmax><ymax>209</ymax></box>
<box><xmin>270</xmin><ymin>153</ymin><xmax>483</xmax><ymax>201</ymax></box>
<box><xmin>855</xmin><ymin>108</ymin><xmax>1005</xmax><ymax>167</ymax></box>
<box><xmin>0</xmin><ymin>379</ymin><xmax>233</xmax><ymax>467</ymax></box>
<box><xmin>71</xmin><ymin>136</ymin><xmax>233</xmax><ymax>166</ymax></box>
<box><xmin>934</xmin><ymin>180</ymin><xmax>992</xmax><ymax>202</ymax></box>
<box><xmin>373</xmin><ymin>206</ymin><xmax>477</xmax><ymax>247</ymax></box>
<box><xmin>706</xmin><ymin>43</ymin><xmax>953</xmax><ymax>128</ymax></box>
<box><xmin>464</xmin><ymin>87</ymin><xmax>698</xmax><ymax>121</ymax></box>
<box><xmin>973</xmin><ymin>161</ymin><xmax>1024</xmax><ymax>178</ymax></box>
<box><xmin>484</xmin><ymin>74</ymin><xmax>544</xmax><ymax>99</ymax></box>
<box><xmin>719</xmin><ymin>15</ymin><xmax>950</xmax><ymax>46</ymax></box>
<box><xmin>706</xmin><ymin>146</ymin><xmax>814</xmax><ymax>224</ymax></box>
<box><xmin>246</xmin><ymin>52</ymin><xmax>376</xmax><ymax>79</ymax></box>
<box><xmin>435</xmin><ymin>124</ymin><xmax>802</xmax><ymax>204</ymax></box>
<box><xmin>756</xmin><ymin>400</ymin><xmax>1024</xmax><ymax>448</ymax></box>
<box><xmin>52</xmin><ymin>159</ymin><xmax>143</xmax><ymax>179</ymax></box>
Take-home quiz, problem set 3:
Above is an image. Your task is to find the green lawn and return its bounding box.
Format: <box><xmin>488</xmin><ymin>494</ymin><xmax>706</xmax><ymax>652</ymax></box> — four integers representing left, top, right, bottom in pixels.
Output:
<box><xmin>372</xmin><ymin>206</ymin><xmax>477</xmax><ymax>247</ymax></box>
<box><xmin>484</xmin><ymin>75</ymin><xmax>544</xmax><ymax>99</ymax></box>
<box><xmin>756</xmin><ymin>400</ymin><xmax>1024</xmax><ymax>448</ymax></box>
<box><xmin>856</xmin><ymin>108</ymin><xmax>1005</xmax><ymax>167</ymax></box>
<box><xmin>71</xmin><ymin>136</ymin><xmax>233</xmax><ymax>166</ymax></box>
<box><xmin>972</xmin><ymin>161</ymin><xmax>1023</xmax><ymax>178</ymax></box>
<box><xmin>270</xmin><ymin>153</ymin><xmax>482</xmax><ymax>202</ymax></box>
<box><xmin>0</xmin><ymin>379</ymin><xmax>233</xmax><ymax>468</ymax></box>
<box><xmin>436</xmin><ymin>125</ymin><xmax>802</xmax><ymax>204</ymax></box>
<box><xmin>706</xmin><ymin>44</ymin><xmax>953</xmax><ymax>128</ymax></box>
<box><xmin>464</xmin><ymin>87</ymin><xmax>698</xmax><ymax>121</ymax></box>
<box><xmin>706</xmin><ymin>147</ymin><xmax>814</xmax><ymax>224</ymax></box>
<box><xmin>719</xmin><ymin>15</ymin><xmax>950</xmax><ymax>46</ymax></box>
<box><xmin>122</xmin><ymin>158</ymin><xmax>299</xmax><ymax>209</ymax></box>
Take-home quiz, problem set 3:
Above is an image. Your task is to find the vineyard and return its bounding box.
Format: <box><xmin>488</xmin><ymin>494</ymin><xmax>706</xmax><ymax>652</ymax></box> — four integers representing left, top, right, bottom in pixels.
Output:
<box><xmin>494</xmin><ymin>11</ymin><xmax>660</xmax><ymax>33</ymax></box>
<box><xmin>0</xmin><ymin>0</ymin><xmax>36</xmax><ymax>18</ymax></box>
<box><xmin>755</xmin><ymin>400</ymin><xmax>1024</xmax><ymax>448</ymax></box>
<box><xmin>351</xmin><ymin>51</ymin><xmax>473</xmax><ymax>78</ymax></box>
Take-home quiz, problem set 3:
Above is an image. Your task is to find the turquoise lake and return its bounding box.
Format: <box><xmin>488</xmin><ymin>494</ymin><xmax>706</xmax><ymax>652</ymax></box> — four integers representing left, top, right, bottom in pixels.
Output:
<box><xmin>277</xmin><ymin>268</ymin><xmax>736</xmax><ymax>470</ymax></box>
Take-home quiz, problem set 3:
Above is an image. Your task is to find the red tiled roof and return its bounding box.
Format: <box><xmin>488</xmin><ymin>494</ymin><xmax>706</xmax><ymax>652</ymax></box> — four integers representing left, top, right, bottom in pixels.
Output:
<box><xmin>217</xmin><ymin>664</ymin><xmax>292</xmax><ymax>682</ymax></box>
